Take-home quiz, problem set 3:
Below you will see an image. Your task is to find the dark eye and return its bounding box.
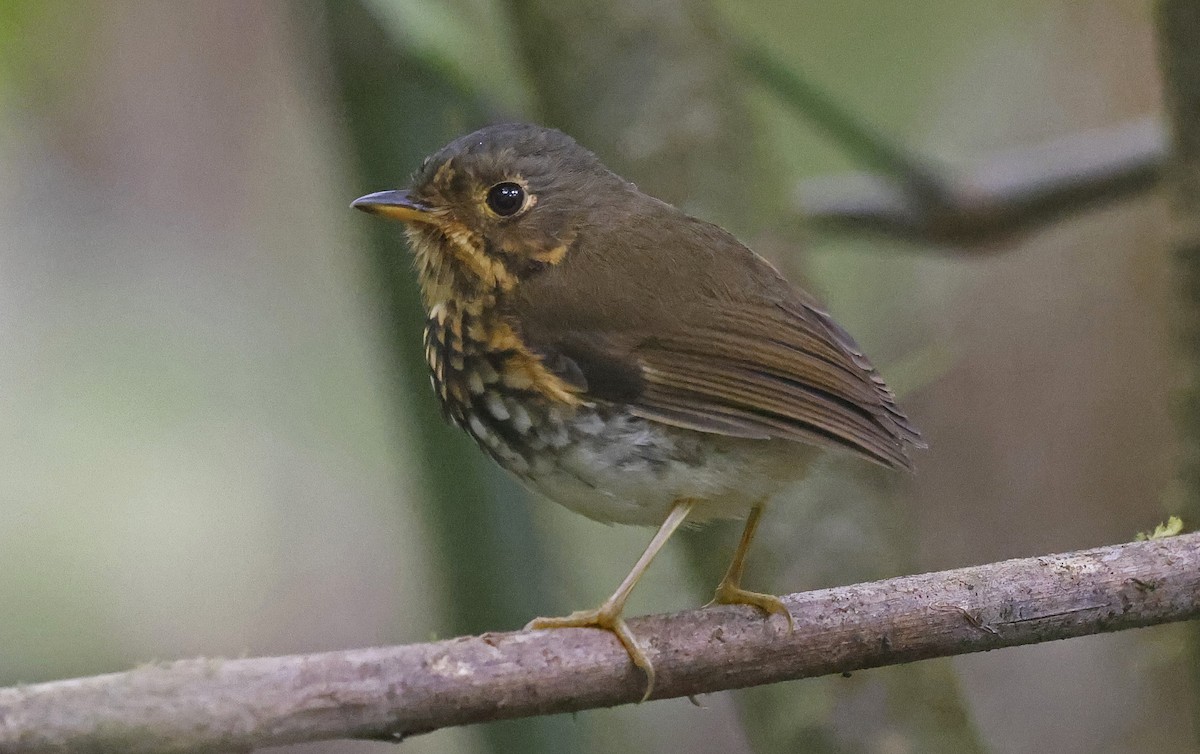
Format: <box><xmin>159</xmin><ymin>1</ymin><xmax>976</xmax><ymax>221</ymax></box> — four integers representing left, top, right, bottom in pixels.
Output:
<box><xmin>486</xmin><ymin>182</ymin><xmax>525</xmax><ymax>216</ymax></box>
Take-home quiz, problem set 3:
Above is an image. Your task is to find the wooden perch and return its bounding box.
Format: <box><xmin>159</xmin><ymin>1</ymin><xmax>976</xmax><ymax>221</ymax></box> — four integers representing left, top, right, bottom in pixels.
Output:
<box><xmin>1</xmin><ymin>532</ymin><xmax>1197</xmax><ymax>753</ymax></box>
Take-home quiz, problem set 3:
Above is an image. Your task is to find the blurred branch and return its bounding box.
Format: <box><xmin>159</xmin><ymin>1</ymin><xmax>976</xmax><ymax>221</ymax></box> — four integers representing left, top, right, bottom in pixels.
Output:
<box><xmin>796</xmin><ymin>118</ymin><xmax>1164</xmax><ymax>249</ymax></box>
<box><xmin>734</xmin><ymin>40</ymin><xmax>949</xmax><ymax>202</ymax></box>
<box><xmin>2</xmin><ymin>533</ymin><xmax>1197</xmax><ymax>754</ymax></box>
<box><xmin>736</xmin><ymin>41</ymin><xmax>1164</xmax><ymax>249</ymax></box>
<box><xmin>1157</xmin><ymin>0</ymin><xmax>1200</xmax><ymax>738</ymax></box>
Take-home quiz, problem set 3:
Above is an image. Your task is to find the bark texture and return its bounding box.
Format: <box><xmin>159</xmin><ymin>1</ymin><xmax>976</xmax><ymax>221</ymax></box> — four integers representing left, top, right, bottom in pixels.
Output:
<box><xmin>1</xmin><ymin>533</ymin><xmax>1196</xmax><ymax>753</ymax></box>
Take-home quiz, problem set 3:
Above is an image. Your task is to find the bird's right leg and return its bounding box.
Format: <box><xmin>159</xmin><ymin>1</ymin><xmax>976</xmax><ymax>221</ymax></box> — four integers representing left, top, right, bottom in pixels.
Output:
<box><xmin>526</xmin><ymin>497</ymin><xmax>697</xmax><ymax>701</ymax></box>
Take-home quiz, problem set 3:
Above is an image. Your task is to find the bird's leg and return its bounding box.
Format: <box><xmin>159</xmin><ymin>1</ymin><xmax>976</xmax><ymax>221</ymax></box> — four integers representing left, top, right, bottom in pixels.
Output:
<box><xmin>709</xmin><ymin>504</ymin><xmax>795</xmax><ymax>632</ymax></box>
<box><xmin>526</xmin><ymin>497</ymin><xmax>696</xmax><ymax>701</ymax></box>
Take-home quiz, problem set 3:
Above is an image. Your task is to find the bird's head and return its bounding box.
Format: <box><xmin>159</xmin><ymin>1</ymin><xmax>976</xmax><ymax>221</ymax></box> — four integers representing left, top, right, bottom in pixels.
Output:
<box><xmin>353</xmin><ymin>123</ymin><xmax>626</xmax><ymax>304</ymax></box>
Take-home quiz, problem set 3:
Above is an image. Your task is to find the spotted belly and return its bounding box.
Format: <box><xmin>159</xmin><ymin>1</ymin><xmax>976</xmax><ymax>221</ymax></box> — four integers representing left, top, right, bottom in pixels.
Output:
<box><xmin>449</xmin><ymin>378</ymin><xmax>813</xmax><ymax>527</ymax></box>
<box><xmin>425</xmin><ymin>310</ymin><xmax>815</xmax><ymax>526</ymax></box>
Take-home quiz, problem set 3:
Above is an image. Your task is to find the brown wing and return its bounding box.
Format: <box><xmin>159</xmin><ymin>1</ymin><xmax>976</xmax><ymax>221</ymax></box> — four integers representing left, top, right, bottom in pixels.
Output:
<box><xmin>633</xmin><ymin>299</ymin><xmax>921</xmax><ymax>469</ymax></box>
<box><xmin>507</xmin><ymin>200</ymin><xmax>924</xmax><ymax>470</ymax></box>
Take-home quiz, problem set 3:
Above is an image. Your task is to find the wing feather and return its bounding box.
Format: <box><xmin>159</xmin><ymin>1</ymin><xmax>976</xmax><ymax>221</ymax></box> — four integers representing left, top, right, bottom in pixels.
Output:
<box><xmin>506</xmin><ymin>203</ymin><xmax>924</xmax><ymax>470</ymax></box>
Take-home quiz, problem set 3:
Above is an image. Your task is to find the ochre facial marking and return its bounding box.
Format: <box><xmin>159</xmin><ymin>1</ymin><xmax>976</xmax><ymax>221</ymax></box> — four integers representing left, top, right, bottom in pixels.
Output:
<box><xmin>529</xmin><ymin>241</ymin><xmax>569</xmax><ymax>266</ymax></box>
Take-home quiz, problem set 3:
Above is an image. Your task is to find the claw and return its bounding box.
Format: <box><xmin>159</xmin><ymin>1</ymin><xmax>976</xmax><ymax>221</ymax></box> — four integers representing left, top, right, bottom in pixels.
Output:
<box><xmin>527</xmin><ymin>607</ymin><xmax>656</xmax><ymax>700</ymax></box>
<box><xmin>706</xmin><ymin>505</ymin><xmax>793</xmax><ymax>633</ymax></box>
<box><xmin>710</xmin><ymin>582</ymin><xmax>795</xmax><ymax>634</ymax></box>
<box><xmin>522</xmin><ymin>499</ymin><xmax>697</xmax><ymax>703</ymax></box>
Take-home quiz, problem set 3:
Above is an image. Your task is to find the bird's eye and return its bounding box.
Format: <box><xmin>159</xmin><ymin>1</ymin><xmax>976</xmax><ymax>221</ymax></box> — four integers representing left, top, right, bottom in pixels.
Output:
<box><xmin>486</xmin><ymin>182</ymin><xmax>525</xmax><ymax>216</ymax></box>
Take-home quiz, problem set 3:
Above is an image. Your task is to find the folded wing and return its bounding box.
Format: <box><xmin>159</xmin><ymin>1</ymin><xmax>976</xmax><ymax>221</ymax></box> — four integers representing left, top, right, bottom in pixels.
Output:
<box><xmin>507</xmin><ymin>207</ymin><xmax>924</xmax><ymax>470</ymax></box>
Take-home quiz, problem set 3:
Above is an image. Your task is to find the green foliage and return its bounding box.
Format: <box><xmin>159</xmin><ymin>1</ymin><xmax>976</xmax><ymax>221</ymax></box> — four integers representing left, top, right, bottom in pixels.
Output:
<box><xmin>362</xmin><ymin>0</ymin><xmax>534</xmax><ymax>115</ymax></box>
<box><xmin>1137</xmin><ymin>515</ymin><xmax>1186</xmax><ymax>541</ymax></box>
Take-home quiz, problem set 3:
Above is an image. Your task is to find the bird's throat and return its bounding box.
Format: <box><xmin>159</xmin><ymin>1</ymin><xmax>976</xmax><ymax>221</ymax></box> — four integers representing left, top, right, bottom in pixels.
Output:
<box><xmin>406</xmin><ymin>222</ymin><xmax>517</xmax><ymax>312</ymax></box>
<box><xmin>405</xmin><ymin>219</ymin><xmax>584</xmax><ymax>430</ymax></box>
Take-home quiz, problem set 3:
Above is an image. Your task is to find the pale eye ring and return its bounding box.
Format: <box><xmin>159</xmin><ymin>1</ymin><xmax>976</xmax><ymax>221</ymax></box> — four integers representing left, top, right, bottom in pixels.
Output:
<box><xmin>486</xmin><ymin>182</ymin><xmax>525</xmax><ymax>216</ymax></box>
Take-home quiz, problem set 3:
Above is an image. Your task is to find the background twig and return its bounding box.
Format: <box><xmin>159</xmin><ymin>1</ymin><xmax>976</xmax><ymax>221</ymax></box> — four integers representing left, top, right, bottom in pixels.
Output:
<box><xmin>734</xmin><ymin>40</ymin><xmax>1164</xmax><ymax>248</ymax></box>
<box><xmin>1</xmin><ymin>533</ymin><xmax>1196</xmax><ymax>754</ymax></box>
<box><xmin>795</xmin><ymin>117</ymin><xmax>1164</xmax><ymax>249</ymax></box>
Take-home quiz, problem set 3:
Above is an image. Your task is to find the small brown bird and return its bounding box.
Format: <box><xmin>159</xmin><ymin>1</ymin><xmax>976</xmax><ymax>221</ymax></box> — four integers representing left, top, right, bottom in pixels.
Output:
<box><xmin>353</xmin><ymin>123</ymin><xmax>922</xmax><ymax>698</ymax></box>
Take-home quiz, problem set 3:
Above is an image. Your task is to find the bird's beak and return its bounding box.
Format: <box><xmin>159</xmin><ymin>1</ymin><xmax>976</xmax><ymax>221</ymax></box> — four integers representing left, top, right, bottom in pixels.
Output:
<box><xmin>351</xmin><ymin>189</ymin><xmax>438</xmax><ymax>224</ymax></box>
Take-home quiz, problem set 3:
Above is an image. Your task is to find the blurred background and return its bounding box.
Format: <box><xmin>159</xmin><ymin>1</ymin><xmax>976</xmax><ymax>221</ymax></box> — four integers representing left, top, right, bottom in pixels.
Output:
<box><xmin>0</xmin><ymin>1</ymin><xmax>1194</xmax><ymax>752</ymax></box>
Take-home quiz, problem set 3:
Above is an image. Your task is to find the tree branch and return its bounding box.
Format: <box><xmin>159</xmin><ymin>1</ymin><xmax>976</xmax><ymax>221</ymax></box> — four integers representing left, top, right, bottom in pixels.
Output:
<box><xmin>795</xmin><ymin>117</ymin><xmax>1164</xmax><ymax>249</ymax></box>
<box><xmin>1</xmin><ymin>533</ymin><xmax>1197</xmax><ymax>753</ymax></box>
<box><xmin>733</xmin><ymin>40</ymin><xmax>1164</xmax><ymax>249</ymax></box>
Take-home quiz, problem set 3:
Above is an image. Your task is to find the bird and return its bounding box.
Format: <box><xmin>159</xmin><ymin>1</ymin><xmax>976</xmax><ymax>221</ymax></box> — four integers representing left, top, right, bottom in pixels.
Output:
<box><xmin>352</xmin><ymin>122</ymin><xmax>923</xmax><ymax>699</ymax></box>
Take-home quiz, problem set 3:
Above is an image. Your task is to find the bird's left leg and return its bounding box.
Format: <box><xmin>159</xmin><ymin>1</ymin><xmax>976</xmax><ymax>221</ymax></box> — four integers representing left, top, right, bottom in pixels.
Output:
<box><xmin>709</xmin><ymin>504</ymin><xmax>795</xmax><ymax>632</ymax></box>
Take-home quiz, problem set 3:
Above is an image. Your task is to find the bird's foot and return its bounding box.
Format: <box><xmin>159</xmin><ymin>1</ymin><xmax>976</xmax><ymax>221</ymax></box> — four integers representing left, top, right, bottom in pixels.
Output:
<box><xmin>526</xmin><ymin>605</ymin><xmax>655</xmax><ymax>701</ymax></box>
<box><xmin>709</xmin><ymin>581</ymin><xmax>795</xmax><ymax>634</ymax></box>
